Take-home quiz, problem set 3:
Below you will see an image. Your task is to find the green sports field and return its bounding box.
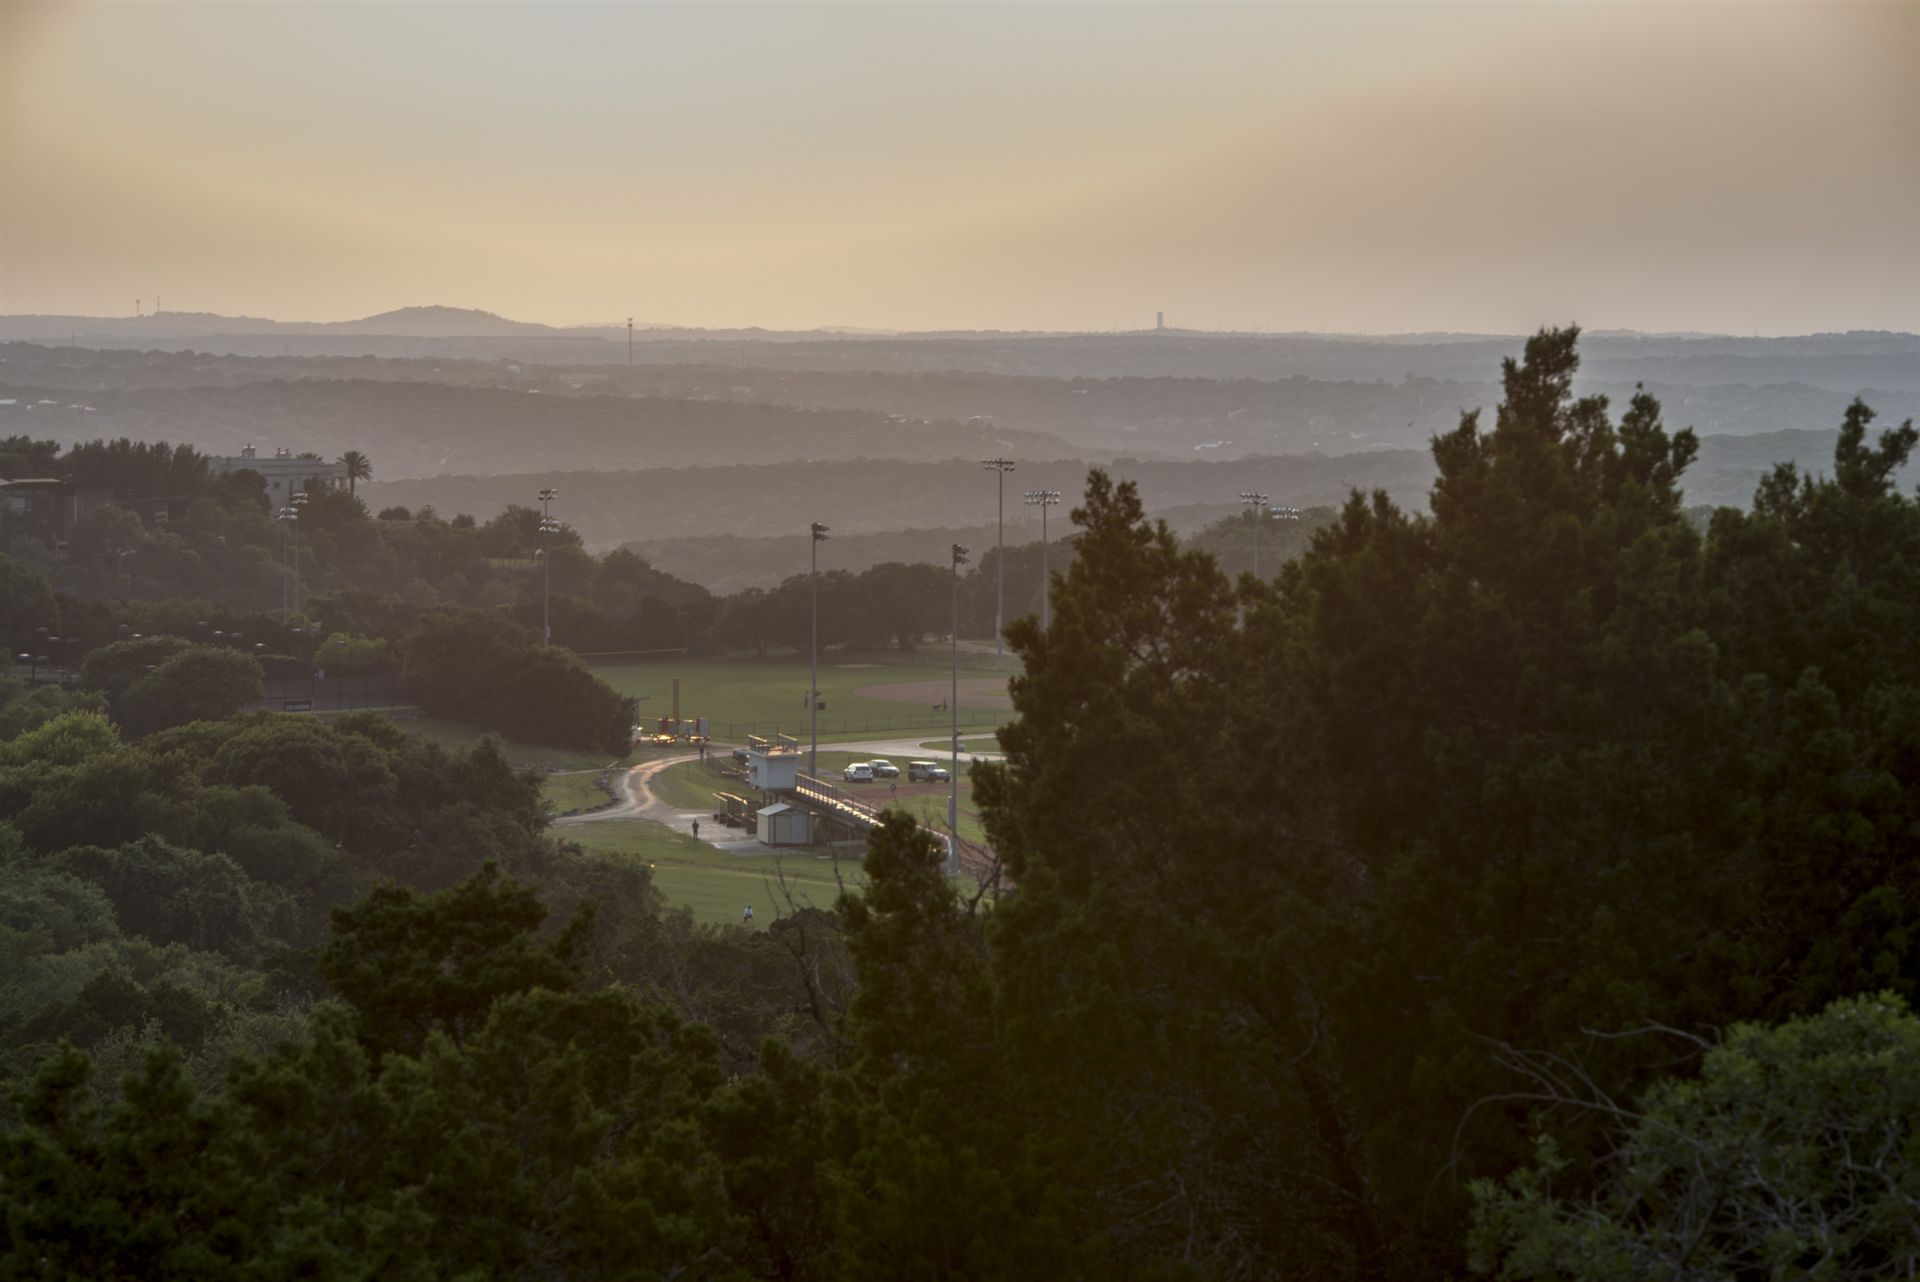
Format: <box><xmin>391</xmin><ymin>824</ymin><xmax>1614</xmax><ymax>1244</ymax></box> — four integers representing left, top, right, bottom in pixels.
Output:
<box><xmin>564</xmin><ymin>818</ymin><xmax>860</xmax><ymax>929</ymax></box>
<box><xmin>587</xmin><ymin>652</ymin><xmax>1014</xmax><ymax>742</ymax></box>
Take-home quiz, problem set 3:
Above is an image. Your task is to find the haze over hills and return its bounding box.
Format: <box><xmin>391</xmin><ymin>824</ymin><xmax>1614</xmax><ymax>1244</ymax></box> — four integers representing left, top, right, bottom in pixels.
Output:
<box><xmin>2</xmin><ymin>308</ymin><xmax>1914</xmax><ymax>389</ymax></box>
<box><xmin>4</xmin><ymin>329</ymin><xmax>1914</xmax><ymax>480</ymax></box>
<box><xmin>4</xmin><ymin>313</ymin><xmax>1913</xmax><ymax>571</ymax></box>
<box><xmin>353</xmin><ymin>428</ymin><xmax>1913</xmax><ymax>575</ymax></box>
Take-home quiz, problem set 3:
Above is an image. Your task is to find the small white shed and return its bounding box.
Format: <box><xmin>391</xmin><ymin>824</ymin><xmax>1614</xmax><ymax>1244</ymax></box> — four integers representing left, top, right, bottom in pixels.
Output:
<box><xmin>757</xmin><ymin>802</ymin><xmax>812</xmax><ymax>846</ymax></box>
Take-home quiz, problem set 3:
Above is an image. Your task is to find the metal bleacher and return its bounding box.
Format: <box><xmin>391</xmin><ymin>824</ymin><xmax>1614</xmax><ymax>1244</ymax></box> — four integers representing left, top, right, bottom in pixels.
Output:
<box><xmin>793</xmin><ymin>772</ymin><xmax>882</xmax><ymax>833</ymax></box>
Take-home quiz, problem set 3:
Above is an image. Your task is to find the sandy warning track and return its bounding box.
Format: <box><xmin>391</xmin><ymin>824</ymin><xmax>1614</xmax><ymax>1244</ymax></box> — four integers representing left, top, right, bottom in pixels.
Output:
<box><xmin>854</xmin><ymin>676</ymin><xmax>1013</xmax><ymax>709</ymax></box>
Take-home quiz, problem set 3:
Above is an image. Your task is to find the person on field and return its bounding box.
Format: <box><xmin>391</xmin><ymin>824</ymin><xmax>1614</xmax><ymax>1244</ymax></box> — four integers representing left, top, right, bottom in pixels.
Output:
<box><xmin>692</xmin><ymin>819</ymin><xmax>701</xmax><ymax>840</ymax></box>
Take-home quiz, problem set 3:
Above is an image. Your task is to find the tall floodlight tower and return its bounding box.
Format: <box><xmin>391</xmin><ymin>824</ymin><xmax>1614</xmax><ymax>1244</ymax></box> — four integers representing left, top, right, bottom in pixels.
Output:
<box><xmin>538</xmin><ymin>487</ymin><xmax>559</xmax><ymax>646</ymax></box>
<box><xmin>950</xmin><ymin>543</ymin><xmax>970</xmax><ymax>831</ymax></box>
<box><xmin>981</xmin><ymin>457</ymin><xmax>1016</xmax><ymax>654</ymax></box>
<box><xmin>1022</xmin><ymin>489</ymin><xmax>1062</xmax><ymax>631</ymax></box>
<box><xmin>1270</xmin><ymin>504</ymin><xmax>1302</xmax><ymax>564</ymax></box>
<box><xmin>809</xmin><ymin>522</ymin><xmax>829</xmax><ymax>777</ymax></box>
<box><xmin>1240</xmin><ymin>490</ymin><xmax>1270</xmax><ymax>578</ymax></box>
<box><xmin>275</xmin><ymin>506</ymin><xmax>297</xmax><ymax>622</ymax></box>
<box><xmin>290</xmin><ymin>491</ymin><xmax>309</xmax><ymax>614</ymax></box>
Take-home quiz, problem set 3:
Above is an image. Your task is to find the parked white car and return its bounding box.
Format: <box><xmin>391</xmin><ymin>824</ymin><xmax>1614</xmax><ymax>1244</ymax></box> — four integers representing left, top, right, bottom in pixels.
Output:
<box><xmin>841</xmin><ymin>762</ymin><xmax>876</xmax><ymax>782</ymax></box>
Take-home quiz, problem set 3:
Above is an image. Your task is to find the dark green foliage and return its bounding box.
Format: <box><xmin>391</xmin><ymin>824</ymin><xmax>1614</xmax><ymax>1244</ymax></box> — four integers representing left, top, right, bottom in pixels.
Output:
<box><xmin>0</xmin><ymin>838</ymin><xmax>120</xmax><ymax>955</ymax></box>
<box><xmin>1470</xmin><ymin>993</ymin><xmax>1920</xmax><ymax>1281</ymax></box>
<box><xmin>116</xmin><ymin>646</ymin><xmax>264</xmax><ymax>737</ymax></box>
<box><xmin>319</xmin><ymin>863</ymin><xmax>588</xmax><ymax>1057</ymax></box>
<box><xmin>2</xmin><ymin>865</ymin><xmax>810</xmax><ymax>1281</ymax></box>
<box><xmin>0</xmin><ymin>677</ymin><xmax>107</xmax><ymax>740</ymax></box>
<box><xmin>55</xmin><ymin>836</ymin><xmax>292</xmax><ymax>963</ymax></box>
<box><xmin>79</xmin><ymin>634</ymin><xmax>197</xmax><ymax>704</ymax></box>
<box><xmin>0</xmin><ymin>555</ymin><xmax>59</xmax><ymax>654</ymax></box>
<box><xmin>399</xmin><ymin>608</ymin><xmax>637</xmax><ymax>754</ymax></box>
<box><xmin>965</xmin><ymin>329</ymin><xmax>1920</xmax><ymax>1275</ymax></box>
<box><xmin>831</xmin><ymin>815</ymin><xmax>1083</xmax><ymax>1280</ymax></box>
<box><xmin>56</xmin><ymin>438</ymin><xmax>208</xmax><ymax>500</ymax></box>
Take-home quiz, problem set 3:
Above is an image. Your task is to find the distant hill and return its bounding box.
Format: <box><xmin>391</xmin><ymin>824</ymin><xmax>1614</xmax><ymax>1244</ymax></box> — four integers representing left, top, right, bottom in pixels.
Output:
<box><xmin>322</xmin><ymin>306</ymin><xmax>564</xmax><ymax>337</ymax></box>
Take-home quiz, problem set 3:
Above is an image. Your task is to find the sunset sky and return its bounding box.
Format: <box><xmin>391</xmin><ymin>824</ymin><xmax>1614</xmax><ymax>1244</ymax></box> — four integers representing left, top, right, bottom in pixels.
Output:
<box><xmin>3</xmin><ymin>1</ymin><xmax>1915</xmax><ymax>334</ymax></box>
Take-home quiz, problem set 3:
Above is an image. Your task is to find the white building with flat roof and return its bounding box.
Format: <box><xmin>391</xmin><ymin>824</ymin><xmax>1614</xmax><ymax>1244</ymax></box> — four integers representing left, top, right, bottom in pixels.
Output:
<box><xmin>207</xmin><ymin>445</ymin><xmax>348</xmax><ymax>500</ymax></box>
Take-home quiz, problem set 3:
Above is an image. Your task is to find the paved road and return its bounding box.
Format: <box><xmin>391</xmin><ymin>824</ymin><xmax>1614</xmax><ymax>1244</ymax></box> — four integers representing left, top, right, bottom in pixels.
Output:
<box><xmin>554</xmin><ymin>752</ymin><xmax>762</xmax><ymax>851</ymax></box>
<box><xmin>554</xmin><ymin>741</ymin><xmax>1004</xmax><ymax>872</ymax></box>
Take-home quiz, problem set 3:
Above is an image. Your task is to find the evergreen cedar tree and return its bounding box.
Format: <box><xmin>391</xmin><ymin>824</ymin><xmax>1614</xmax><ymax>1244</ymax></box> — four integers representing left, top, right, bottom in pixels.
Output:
<box><xmin>3</xmin><ymin>328</ymin><xmax>1916</xmax><ymax>1279</ymax></box>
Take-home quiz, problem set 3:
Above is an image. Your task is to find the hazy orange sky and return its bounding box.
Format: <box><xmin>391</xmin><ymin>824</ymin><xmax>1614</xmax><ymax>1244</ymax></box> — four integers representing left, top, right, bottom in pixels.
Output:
<box><xmin>2</xmin><ymin>1</ymin><xmax>1915</xmax><ymax>333</ymax></box>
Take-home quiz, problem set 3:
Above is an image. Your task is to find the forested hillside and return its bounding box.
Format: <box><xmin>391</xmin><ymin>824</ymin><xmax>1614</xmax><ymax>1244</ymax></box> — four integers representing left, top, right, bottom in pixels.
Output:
<box><xmin>3</xmin><ymin>329</ymin><xmax>1914</xmax><ymax>1279</ymax></box>
<box><xmin>0</xmin><ymin>377</ymin><xmax>1081</xmax><ymax>479</ymax></box>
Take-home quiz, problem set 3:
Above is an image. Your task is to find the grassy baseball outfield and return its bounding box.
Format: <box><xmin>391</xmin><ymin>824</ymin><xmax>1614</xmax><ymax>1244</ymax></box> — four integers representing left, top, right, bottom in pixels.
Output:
<box><xmin>563</xmin><ymin>819</ymin><xmax>862</xmax><ymax>930</ymax></box>
<box><xmin>587</xmin><ymin>651</ymin><xmax>1014</xmax><ymax>742</ymax></box>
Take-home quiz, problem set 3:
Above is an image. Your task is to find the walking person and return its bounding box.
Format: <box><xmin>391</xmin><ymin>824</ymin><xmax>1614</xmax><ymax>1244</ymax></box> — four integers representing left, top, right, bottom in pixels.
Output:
<box><xmin>692</xmin><ymin>818</ymin><xmax>701</xmax><ymax>840</ymax></box>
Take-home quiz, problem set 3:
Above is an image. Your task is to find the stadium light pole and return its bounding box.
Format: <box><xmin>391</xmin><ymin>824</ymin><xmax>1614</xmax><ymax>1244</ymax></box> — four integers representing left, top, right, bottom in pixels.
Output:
<box><xmin>981</xmin><ymin>457</ymin><xmax>1016</xmax><ymax>654</ymax></box>
<box><xmin>290</xmin><ymin>490</ymin><xmax>309</xmax><ymax>615</ymax></box>
<box><xmin>275</xmin><ymin>506</ymin><xmax>295</xmax><ymax>622</ymax></box>
<box><xmin>1240</xmin><ymin>490</ymin><xmax>1270</xmax><ymax>578</ymax></box>
<box><xmin>1022</xmin><ymin>488</ymin><xmax>1061</xmax><ymax>631</ymax></box>
<box><xmin>950</xmin><ymin>542</ymin><xmax>970</xmax><ymax>832</ymax></box>
<box><xmin>539</xmin><ymin>488</ymin><xmax>559</xmax><ymax>645</ymax></box>
<box><xmin>539</xmin><ymin>518</ymin><xmax>561</xmax><ymax>644</ymax></box>
<box><xmin>1270</xmin><ymin>504</ymin><xmax>1302</xmax><ymax>556</ymax></box>
<box><xmin>810</xmin><ymin>522</ymin><xmax>829</xmax><ymax>778</ymax></box>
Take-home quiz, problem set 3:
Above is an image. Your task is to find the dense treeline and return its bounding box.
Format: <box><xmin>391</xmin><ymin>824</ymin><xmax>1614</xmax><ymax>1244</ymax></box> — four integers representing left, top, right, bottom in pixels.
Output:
<box><xmin>962</xmin><ymin>328</ymin><xmax>1919</xmax><ymax>1275</ymax></box>
<box><xmin>3</xmin><ymin>330</ymin><xmax>1914</xmax><ymax>1278</ymax></box>
<box><xmin>4</xmin><ymin>435</ymin><xmax>1074</xmax><ymax>658</ymax></box>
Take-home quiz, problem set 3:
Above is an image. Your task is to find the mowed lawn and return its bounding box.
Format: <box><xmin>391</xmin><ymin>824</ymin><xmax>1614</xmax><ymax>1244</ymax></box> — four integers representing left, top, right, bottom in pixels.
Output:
<box><xmin>588</xmin><ymin>653</ymin><xmax>1013</xmax><ymax>742</ymax></box>
<box><xmin>564</xmin><ymin>819</ymin><xmax>860</xmax><ymax>929</ymax></box>
<box><xmin>541</xmin><ymin>770</ymin><xmax>615</xmax><ymax>814</ymax></box>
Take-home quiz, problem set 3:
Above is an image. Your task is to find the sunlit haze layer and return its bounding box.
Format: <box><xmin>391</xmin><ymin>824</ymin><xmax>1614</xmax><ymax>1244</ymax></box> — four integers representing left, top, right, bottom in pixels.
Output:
<box><xmin>3</xmin><ymin>1</ymin><xmax>1915</xmax><ymax>333</ymax></box>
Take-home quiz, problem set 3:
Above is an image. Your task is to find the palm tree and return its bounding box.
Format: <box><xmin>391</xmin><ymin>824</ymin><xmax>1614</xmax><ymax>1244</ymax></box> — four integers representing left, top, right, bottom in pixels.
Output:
<box><xmin>339</xmin><ymin>450</ymin><xmax>372</xmax><ymax>496</ymax></box>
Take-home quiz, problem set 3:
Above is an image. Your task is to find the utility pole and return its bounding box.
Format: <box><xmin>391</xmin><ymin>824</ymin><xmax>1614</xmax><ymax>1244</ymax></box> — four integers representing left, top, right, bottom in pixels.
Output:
<box><xmin>950</xmin><ymin>542</ymin><xmax>969</xmax><ymax>832</ymax></box>
<box><xmin>809</xmin><ymin>522</ymin><xmax>829</xmax><ymax>778</ymax></box>
<box><xmin>539</xmin><ymin>487</ymin><xmax>559</xmax><ymax>645</ymax></box>
<box><xmin>981</xmin><ymin>457</ymin><xmax>1016</xmax><ymax>654</ymax></box>
<box><xmin>1023</xmin><ymin>489</ymin><xmax>1061</xmax><ymax>631</ymax></box>
<box><xmin>1240</xmin><ymin>490</ymin><xmax>1269</xmax><ymax>578</ymax></box>
<box><xmin>627</xmin><ymin>317</ymin><xmax>633</xmax><ymax>367</ymax></box>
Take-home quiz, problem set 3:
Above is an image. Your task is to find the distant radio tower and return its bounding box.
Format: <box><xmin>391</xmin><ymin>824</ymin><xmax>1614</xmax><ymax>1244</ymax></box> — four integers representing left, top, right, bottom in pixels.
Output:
<box><xmin>627</xmin><ymin>317</ymin><xmax>633</xmax><ymax>366</ymax></box>
<box><xmin>136</xmin><ymin>299</ymin><xmax>142</xmax><ymax>317</ymax></box>
<box><xmin>1156</xmin><ymin>310</ymin><xmax>1165</xmax><ymax>331</ymax></box>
